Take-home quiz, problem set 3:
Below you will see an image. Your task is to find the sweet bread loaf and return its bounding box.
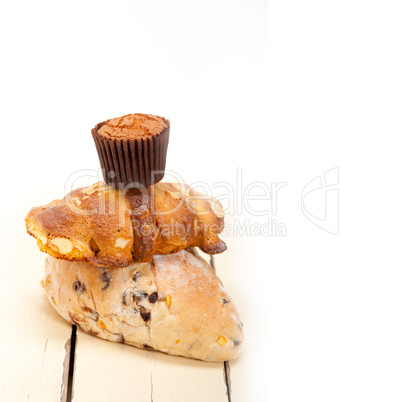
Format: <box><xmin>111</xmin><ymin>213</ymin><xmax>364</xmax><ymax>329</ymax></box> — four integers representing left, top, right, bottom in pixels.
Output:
<box><xmin>26</xmin><ymin>181</ymin><xmax>227</xmax><ymax>266</ymax></box>
<box><xmin>43</xmin><ymin>249</ymin><xmax>243</xmax><ymax>361</ymax></box>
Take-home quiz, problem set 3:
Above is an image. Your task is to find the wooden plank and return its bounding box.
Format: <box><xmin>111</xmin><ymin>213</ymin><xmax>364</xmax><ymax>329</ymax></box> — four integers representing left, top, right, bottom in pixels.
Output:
<box><xmin>150</xmin><ymin>350</ymin><xmax>227</xmax><ymax>402</ymax></box>
<box><xmin>73</xmin><ymin>329</ymin><xmax>153</xmax><ymax>402</ymax></box>
<box><xmin>73</xmin><ymin>326</ymin><xmax>228</xmax><ymax>402</ymax></box>
<box><xmin>0</xmin><ymin>243</ymin><xmax>74</xmax><ymax>402</ymax></box>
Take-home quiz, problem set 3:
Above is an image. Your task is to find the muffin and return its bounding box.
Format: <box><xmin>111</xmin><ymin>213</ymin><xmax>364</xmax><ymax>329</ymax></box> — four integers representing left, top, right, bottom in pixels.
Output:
<box><xmin>92</xmin><ymin>113</ymin><xmax>170</xmax><ymax>187</ymax></box>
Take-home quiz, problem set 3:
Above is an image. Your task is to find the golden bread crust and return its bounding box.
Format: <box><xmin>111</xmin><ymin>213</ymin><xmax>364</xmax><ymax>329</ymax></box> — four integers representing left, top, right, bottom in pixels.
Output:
<box><xmin>26</xmin><ymin>182</ymin><xmax>226</xmax><ymax>266</ymax></box>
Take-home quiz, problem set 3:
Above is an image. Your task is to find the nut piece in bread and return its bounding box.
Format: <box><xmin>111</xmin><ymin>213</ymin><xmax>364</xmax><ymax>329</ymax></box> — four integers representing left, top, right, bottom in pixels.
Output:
<box><xmin>43</xmin><ymin>249</ymin><xmax>243</xmax><ymax>362</ymax></box>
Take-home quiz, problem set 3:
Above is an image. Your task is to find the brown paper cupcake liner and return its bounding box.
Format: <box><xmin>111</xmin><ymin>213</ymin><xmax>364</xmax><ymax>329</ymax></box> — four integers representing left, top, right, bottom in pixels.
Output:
<box><xmin>91</xmin><ymin>118</ymin><xmax>170</xmax><ymax>188</ymax></box>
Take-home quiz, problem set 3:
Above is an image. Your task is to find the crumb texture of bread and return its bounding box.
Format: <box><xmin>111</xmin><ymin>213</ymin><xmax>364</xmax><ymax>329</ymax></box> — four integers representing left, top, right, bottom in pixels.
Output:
<box><xmin>43</xmin><ymin>249</ymin><xmax>243</xmax><ymax>362</ymax></box>
<box><xmin>25</xmin><ymin>182</ymin><xmax>227</xmax><ymax>266</ymax></box>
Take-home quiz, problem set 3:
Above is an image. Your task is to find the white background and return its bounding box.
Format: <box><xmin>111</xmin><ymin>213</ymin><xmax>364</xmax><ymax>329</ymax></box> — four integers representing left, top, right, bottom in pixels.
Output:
<box><xmin>1</xmin><ymin>1</ymin><xmax>402</xmax><ymax>401</ymax></box>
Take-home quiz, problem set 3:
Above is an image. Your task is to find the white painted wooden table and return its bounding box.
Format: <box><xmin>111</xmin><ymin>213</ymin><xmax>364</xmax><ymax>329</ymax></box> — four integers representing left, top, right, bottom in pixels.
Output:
<box><xmin>0</xmin><ymin>225</ymin><xmax>238</xmax><ymax>402</ymax></box>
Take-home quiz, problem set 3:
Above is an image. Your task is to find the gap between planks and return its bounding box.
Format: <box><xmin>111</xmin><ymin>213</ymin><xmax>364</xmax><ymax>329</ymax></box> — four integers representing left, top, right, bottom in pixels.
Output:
<box><xmin>224</xmin><ymin>361</ymin><xmax>232</xmax><ymax>402</ymax></box>
<box><xmin>61</xmin><ymin>325</ymin><xmax>77</xmax><ymax>402</ymax></box>
<box><xmin>60</xmin><ymin>255</ymin><xmax>231</xmax><ymax>402</ymax></box>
